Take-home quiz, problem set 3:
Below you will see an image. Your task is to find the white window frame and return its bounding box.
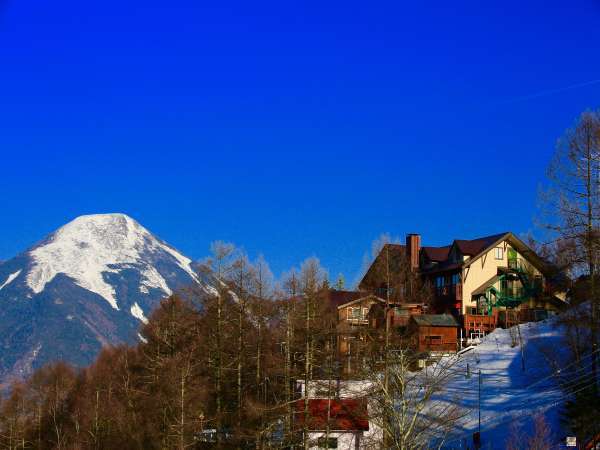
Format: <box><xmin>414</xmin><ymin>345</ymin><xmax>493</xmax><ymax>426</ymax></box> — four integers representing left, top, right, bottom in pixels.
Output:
<box><xmin>494</xmin><ymin>247</ymin><xmax>504</xmax><ymax>260</ymax></box>
<box><xmin>348</xmin><ymin>307</ymin><xmax>363</xmax><ymax>320</ymax></box>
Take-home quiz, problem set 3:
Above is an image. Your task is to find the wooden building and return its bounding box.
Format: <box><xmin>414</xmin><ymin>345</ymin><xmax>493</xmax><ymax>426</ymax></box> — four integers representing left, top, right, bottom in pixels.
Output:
<box><xmin>407</xmin><ymin>314</ymin><xmax>460</xmax><ymax>353</ymax></box>
<box><xmin>294</xmin><ymin>398</ymin><xmax>370</xmax><ymax>449</ymax></box>
<box><xmin>359</xmin><ymin>232</ymin><xmax>567</xmax><ymax>338</ymax></box>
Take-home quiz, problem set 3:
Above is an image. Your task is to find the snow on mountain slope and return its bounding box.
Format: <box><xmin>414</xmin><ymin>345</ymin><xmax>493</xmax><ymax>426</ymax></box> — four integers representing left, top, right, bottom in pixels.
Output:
<box><xmin>26</xmin><ymin>213</ymin><xmax>196</xmax><ymax>309</ymax></box>
<box><xmin>438</xmin><ymin>317</ymin><xmax>572</xmax><ymax>448</ymax></box>
<box><xmin>0</xmin><ymin>270</ymin><xmax>21</xmax><ymax>291</ymax></box>
<box><xmin>130</xmin><ymin>302</ymin><xmax>149</xmax><ymax>324</ymax></box>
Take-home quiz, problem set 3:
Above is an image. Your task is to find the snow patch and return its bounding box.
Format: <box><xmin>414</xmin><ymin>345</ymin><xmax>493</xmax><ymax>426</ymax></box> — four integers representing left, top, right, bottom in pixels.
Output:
<box><xmin>130</xmin><ymin>302</ymin><xmax>148</xmax><ymax>324</ymax></box>
<box><xmin>141</xmin><ymin>266</ymin><xmax>172</xmax><ymax>296</ymax></box>
<box><xmin>137</xmin><ymin>333</ymin><xmax>148</xmax><ymax>344</ymax></box>
<box><xmin>0</xmin><ymin>270</ymin><xmax>21</xmax><ymax>291</ymax></box>
<box><xmin>26</xmin><ymin>214</ymin><xmax>196</xmax><ymax>309</ymax></box>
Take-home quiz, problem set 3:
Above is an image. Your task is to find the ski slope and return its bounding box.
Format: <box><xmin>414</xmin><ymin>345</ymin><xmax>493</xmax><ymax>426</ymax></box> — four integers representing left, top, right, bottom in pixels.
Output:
<box><xmin>438</xmin><ymin>316</ymin><xmax>578</xmax><ymax>449</ymax></box>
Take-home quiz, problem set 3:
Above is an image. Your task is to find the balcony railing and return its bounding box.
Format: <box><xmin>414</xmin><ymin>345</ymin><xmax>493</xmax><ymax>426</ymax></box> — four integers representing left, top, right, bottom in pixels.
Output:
<box><xmin>508</xmin><ymin>258</ymin><xmax>528</xmax><ymax>271</ymax></box>
<box><xmin>346</xmin><ymin>317</ymin><xmax>369</xmax><ymax>325</ymax></box>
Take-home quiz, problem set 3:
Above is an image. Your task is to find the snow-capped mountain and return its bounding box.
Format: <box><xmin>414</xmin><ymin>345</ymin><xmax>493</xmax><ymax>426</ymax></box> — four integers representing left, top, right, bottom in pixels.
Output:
<box><xmin>0</xmin><ymin>213</ymin><xmax>213</xmax><ymax>385</ymax></box>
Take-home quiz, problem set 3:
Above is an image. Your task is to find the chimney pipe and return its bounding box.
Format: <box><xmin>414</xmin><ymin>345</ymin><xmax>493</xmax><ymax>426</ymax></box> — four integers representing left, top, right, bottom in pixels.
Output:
<box><xmin>406</xmin><ymin>234</ymin><xmax>421</xmax><ymax>271</ymax></box>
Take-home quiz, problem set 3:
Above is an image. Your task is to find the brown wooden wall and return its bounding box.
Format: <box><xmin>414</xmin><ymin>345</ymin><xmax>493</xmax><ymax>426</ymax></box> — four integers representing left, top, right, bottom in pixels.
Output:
<box><xmin>410</xmin><ymin>325</ymin><xmax>458</xmax><ymax>352</ymax></box>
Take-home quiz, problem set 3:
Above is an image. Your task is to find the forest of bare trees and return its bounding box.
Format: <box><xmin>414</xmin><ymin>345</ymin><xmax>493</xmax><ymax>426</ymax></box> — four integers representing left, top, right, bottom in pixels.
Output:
<box><xmin>0</xmin><ymin>245</ymin><xmax>332</xmax><ymax>449</ymax></box>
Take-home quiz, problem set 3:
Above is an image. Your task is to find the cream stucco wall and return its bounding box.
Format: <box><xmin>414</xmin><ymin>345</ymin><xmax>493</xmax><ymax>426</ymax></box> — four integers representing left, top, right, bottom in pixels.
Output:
<box><xmin>461</xmin><ymin>240</ymin><xmax>542</xmax><ymax>315</ymax></box>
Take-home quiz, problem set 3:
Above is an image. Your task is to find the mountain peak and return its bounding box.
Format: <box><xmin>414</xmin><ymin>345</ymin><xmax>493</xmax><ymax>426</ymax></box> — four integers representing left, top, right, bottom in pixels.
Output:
<box><xmin>25</xmin><ymin>213</ymin><xmax>197</xmax><ymax>309</ymax></box>
<box><xmin>0</xmin><ymin>214</ymin><xmax>210</xmax><ymax>384</ymax></box>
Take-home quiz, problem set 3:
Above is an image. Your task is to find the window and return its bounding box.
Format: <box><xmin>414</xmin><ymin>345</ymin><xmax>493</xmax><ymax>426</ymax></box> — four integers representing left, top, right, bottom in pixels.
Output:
<box><xmin>494</xmin><ymin>247</ymin><xmax>504</xmax><ymax>260</ymax></box>
<box><xmin>436</xmin><ymin>276</ymin><xmax>445</xmax><ymax>288</ymax></box>
<box><xmin>348</xmin><ymin>307</ymin><xmax>366</xmax><ymax>321</ymax></box>
<box><xmin>349</xmin><ymin>307</ymin><xmax>361</xmax><ymax>319</ymax></box>
<box><xmin>317</xmin><ymin>437</ymin><xmax>338</xmax><ymax>448</ymax></box>
<box><xmin>451</xmin><ymin>273</ymin><xmax>461</xmax><ymax>285</ymax></box>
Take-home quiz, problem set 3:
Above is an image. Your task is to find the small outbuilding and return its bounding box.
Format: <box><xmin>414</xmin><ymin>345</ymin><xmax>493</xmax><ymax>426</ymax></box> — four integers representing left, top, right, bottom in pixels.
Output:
<box><xmin>408</xmin><ymin>314</ymin><xmax>460</xmax><ymax>353</ymax></box>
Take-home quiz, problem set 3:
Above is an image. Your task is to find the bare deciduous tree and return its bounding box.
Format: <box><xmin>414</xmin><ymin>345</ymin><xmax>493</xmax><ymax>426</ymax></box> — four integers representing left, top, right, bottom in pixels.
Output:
<box><xmin>364</xmin><ymin>351</ymin><xmax>463</xmax><ymax>449</ymax></box>
<box><xmin>541</xmin><ymin>110</ymin><xmax>600</xmax><ymax>384</ymax></box>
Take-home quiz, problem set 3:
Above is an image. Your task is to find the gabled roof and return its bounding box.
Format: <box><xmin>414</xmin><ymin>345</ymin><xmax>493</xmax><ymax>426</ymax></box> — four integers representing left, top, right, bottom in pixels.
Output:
<box><xmin>421</xmin><ymin>232</ymin><xmax>512</xmax><ymax>275</ymax></box>
<box><xmin>462</xmin><ymin>232</ymin><xmax>552</xmax><ymax>275</ymax></box>
<box><xmin>411</xmin><ymin>314</ymin><xmax>460</xmax><ymax>327</ymax></box>
<box><xmin>336</xmin><ymin>294</ymin><xmax>384</xmax><ymax>309</ymax></box>
<box><xmin>294</xmin><ymin>399</ymin><xmax>369</xmax><ymax>432</ymax></box>
<box><xmin>453</xmin><ymin>232</ymin><xmax>508</xmax><ymax>256</ymax></box>
<box><xmin>422</xmin><ymin>246</ymin><xmax>451</xmax><ymax>262</ymax></box>
<box><xmin>359</xmin><ymin>231</ymin><xmax>556</xmax><ymax>286</ymax></box>
<box><xmin>324</xmin><ymin>289</ymin><xmax>365</xmax><ymax>309</ymax></box>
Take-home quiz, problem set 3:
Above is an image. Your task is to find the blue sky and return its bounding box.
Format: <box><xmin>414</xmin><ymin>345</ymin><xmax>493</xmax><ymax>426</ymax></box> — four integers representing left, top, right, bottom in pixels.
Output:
<box><xmin>1</xmin><ymin>0</ymin><xmax>600</xmax><ymax>284</ymax></box>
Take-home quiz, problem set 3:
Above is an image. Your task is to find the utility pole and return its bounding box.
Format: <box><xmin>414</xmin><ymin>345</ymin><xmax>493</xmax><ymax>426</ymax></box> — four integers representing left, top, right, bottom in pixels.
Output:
<box><xmin>473</xmin><ymin>369</ymin><xmax>482</xmax><ymax>450</ymax></box>
<box><xmin>478</xmin><ymin>369</ymin><xmax>482</xmax><ymax>433</ymax></box>
<box><xmin>517</xmin><ymin>322</ymin><xmax>525</xmax><ymax>372</ymax></box>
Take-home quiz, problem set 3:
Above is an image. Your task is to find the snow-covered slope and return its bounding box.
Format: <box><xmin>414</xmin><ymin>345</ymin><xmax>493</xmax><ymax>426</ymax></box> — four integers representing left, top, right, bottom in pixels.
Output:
<box><xmin>0</xmin><ymin>213</ymin><xmax>214</xmax><ymax>386</ymax></box>
<box><xmin>438</xmin><ymin>317</ymin><xmax>572</xmax><ymax>448</ymax></box>
<box><xmin>0</xmin><ymin>270</ymin><xmax>21</xmax><ymax>291</ymax></box>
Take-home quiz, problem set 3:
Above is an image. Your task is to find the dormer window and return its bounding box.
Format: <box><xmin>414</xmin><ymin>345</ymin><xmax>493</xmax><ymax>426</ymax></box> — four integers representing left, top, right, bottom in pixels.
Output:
<box><xmin>495</xmin><ymin>247</ymin><xmax>504</xmax><ymax>260</ymax></box>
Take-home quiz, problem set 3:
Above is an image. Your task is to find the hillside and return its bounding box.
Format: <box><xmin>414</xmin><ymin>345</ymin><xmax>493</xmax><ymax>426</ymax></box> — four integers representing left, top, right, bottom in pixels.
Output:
<box><xmin>440</xmin><ymin>315</ymin><xmax>575</xmax><ymax>448</ymax></box>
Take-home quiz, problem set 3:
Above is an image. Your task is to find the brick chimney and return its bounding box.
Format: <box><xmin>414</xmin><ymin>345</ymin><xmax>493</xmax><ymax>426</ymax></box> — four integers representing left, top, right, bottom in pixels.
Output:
<box><xmin>406</xmin><ymin>233</ymin><xmax>421</xmax><ymax>271</ymax></box>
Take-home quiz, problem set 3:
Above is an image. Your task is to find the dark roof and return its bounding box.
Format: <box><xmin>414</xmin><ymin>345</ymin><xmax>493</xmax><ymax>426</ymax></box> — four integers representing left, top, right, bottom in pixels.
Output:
<box><xmin>422</xmin><ymin>246</ymin><xmax>451</xmax><ymax>262</ymax></box>
<box><xmin>324</xmin><ymin>289</ymin><xmax>365</xmax><ymax>308</ymax></box>
<box><xmin>411</xmin><ymin>314</ymin><xmax>460</xmax><ymax>327</ymax></box>
<box><xmin>454</xmin><ymin>232</ymin><xmax>508</xmax><ymax>256</ymax></box>
<box><xmin>358</xmin><ymin>243</ymin><xmax>406</xmax><ymax>290</ymax></box>
<box><xmin>421</xmin><ymin>262</ymin><xmax>462</xmax><ymax>275</ymax></box>
<box><xmin>294</xmin><ymin>399</ymin><xmax>369</xmax><ymax>431</ymax></box>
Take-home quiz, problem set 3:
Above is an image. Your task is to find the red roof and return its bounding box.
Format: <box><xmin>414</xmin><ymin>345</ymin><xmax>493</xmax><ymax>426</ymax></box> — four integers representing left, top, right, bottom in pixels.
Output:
<box><xmin>294</xmin><ymin>399</ymin><xmax>369</xmax><ymax>431</ymax></box>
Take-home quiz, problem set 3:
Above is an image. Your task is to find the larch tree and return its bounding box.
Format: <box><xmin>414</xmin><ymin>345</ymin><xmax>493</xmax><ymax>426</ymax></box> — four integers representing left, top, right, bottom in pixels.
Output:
<box><xmin>198</xmin><ymin>241</ymin><xmax>236</xmax><ymax>447</ymax></box>
<box><xmin>541</xmin><ymin>109</ymin><xmax>600</xmax><ymax>439</ymax></box>
<box><xmin>248</xmin><ymin>254</ymin><xmax>274</xmax><ymax>448</ymax></box>
<box><xmin>298</xmin><ymin>257</ymin><xmax>327</xmax><ymax>450</ymax></box>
